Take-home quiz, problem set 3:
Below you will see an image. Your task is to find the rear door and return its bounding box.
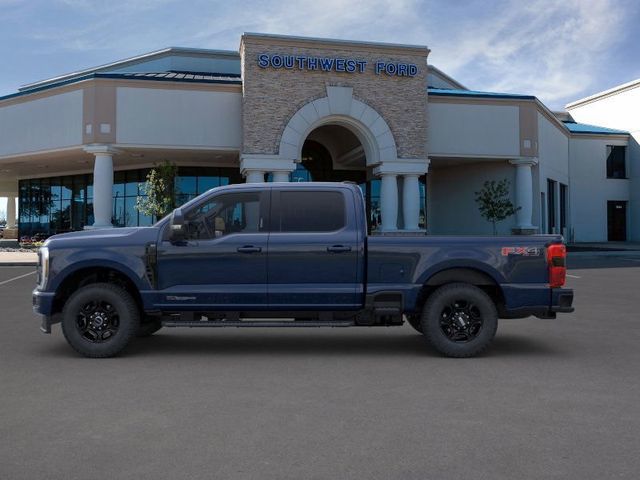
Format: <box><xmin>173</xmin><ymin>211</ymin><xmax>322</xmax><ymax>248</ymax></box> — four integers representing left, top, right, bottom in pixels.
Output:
<box><xmin>267</xmin><ymin>187</ymin><xmax>362</xmax><ymax>309</ymax></box>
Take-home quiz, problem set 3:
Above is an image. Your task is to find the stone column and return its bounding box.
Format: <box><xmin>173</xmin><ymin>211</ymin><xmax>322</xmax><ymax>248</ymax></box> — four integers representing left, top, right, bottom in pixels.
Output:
<box><xmin>509</xmin><ymin>158</ymin><xmax>538</xmax><ymax>234</ymax></box>
<box><xmin>240</xmin><ymin>154</ymin><xmax>295</xmax><ymax>184</ymax></box>
<box><xmin>84</xmin><ymin>145</ymin><xmax>119</xmax><ymax>229</ymax></box>
<box><xmin>374</xmin><ymin>159</ymin><xmax>429</xmax><ymax>233</ymax></box>
<box><xmin>244</xmin><ymin>170</ymin><xmax>265</xmax><ymax>183</ymax></box>
<box><xmin>379</xmin><ymin>173</ymin><xmax>399</xmax><ymax>232</ymax></box>
<box><xmin>402</xmin><ymin>174</ymin><xmax>421</xmax><ymax>231</ymax></box>
<box><xmin>271</xmin><ymin>171</ymin><xmax>290</xmax><ymax>182</ymax></box>
<box><xmin>6</xmin><ymin>195</ymin><xmax>16</xmax><ymax>229</ymax></box>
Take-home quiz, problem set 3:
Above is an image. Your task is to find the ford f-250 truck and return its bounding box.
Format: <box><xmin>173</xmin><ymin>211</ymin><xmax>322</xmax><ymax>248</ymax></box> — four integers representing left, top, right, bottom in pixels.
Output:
<box><xmin>33</xmin><ymin>182</ymin><xmax>574</xmax><ymax>358</ymax></box>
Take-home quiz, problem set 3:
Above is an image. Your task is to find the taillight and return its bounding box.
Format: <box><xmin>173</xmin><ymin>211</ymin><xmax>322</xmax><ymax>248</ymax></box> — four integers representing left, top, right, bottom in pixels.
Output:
<box><xmin>547</xmin><ymin>243</ymin><xmax>566</xmax><ymax>288</ymax></box>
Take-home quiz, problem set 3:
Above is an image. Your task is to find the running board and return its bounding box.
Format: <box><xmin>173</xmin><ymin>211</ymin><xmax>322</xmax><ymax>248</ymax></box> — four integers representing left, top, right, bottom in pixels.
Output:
<box><xmin>162</xmin><ymin>320</ymin><xmax>355</xmax><ymax>328</ymax></box>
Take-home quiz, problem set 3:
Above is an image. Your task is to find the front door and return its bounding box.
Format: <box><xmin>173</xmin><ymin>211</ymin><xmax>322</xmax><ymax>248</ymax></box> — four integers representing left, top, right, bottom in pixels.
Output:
<box><xmin>607</xmin><ymin>201</ymin><xmax>627</xmax><ymax>241</ymax></box>
<box><xmin>267</xmin><ymin>187</ymin><xmax>362</xmax><ymax>309</ymax></box>
<box><xmin>156</xmin><ymin>189</ymin><xmax>270</xmax><ymax>309</ymax></box>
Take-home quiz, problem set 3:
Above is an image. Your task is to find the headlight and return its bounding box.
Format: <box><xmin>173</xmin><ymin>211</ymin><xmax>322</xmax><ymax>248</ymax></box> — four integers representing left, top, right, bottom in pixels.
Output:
<box><xmin>38</xmin><ymin>247</ymin><xmax>49</xmax><ymax>289</ymax></box>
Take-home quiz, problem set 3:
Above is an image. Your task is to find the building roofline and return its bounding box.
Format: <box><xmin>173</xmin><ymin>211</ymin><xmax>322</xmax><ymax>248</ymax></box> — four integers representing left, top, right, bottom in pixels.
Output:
<box><xmin>428</xmin><ymin>65</ymin><xmax>467</xmax><ymax>90</ymax></box>
<box><xmin>428</xmin><ymin>88</ymin><xmax>630</xmax><ymax>139</ymax></box>
<box><xmin>428</xmin><ymin>87</ymin><xmax>535</xmax><ymax>100</ymax></box>
<box><xmin>19</xmin><ymin>47</ymin><xmax>240</xmax><ymax>92</ymax></box>
<box><xmin>240</xmin><ymin>32</ymin><xmax>430</xmax><ymax>56</ymax></box>
<box><xmin>565</xmin><ymin>78</ymin><xmax>640</xmax><ymax>109</ymax></box>
<box><xmin>1</xmin><ymin>72</ymin><xmax>241</xmax><ymax>103</ymax></box>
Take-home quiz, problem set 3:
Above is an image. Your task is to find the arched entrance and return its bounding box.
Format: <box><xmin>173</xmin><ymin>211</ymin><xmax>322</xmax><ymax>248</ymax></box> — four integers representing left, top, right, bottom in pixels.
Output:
<box><xmin>290</xmin><ymin>123</ymin><xmax>427</xmax><ymax>233</ymax></box>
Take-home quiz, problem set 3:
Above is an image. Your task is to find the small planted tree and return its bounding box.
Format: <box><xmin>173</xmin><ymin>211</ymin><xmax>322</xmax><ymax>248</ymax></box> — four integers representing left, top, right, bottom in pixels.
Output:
<box><xmin>474</xmin><ymin>179</ymin><xmax>520</xmax><ymax>235</ymax></box>
<box><xmin>136</xmin><ymin>161</ymin><xmax>178</xmax><ymax>221</ymax></box>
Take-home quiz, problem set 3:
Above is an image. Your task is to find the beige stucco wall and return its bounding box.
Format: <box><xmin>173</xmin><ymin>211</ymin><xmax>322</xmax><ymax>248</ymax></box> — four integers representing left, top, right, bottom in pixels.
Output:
<box><xmin>240</xmin><ymin>35</ymin><xmax>428</xmax><ymax>160</ymax></box>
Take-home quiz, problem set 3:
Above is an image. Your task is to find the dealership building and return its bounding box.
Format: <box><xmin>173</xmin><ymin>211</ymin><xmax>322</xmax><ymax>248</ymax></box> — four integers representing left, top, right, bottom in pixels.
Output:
<box><xmin>0</xmin><ymin>33</ymin><xmax>637</xmax><ymax>241</ymax></box>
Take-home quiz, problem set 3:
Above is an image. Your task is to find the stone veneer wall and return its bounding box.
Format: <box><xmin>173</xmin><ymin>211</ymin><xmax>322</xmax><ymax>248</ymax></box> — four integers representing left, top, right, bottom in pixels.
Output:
<box><xmin>240</xmin><ymin>36</ymin><xmax>429</xmax><ymax>160</ymax></box>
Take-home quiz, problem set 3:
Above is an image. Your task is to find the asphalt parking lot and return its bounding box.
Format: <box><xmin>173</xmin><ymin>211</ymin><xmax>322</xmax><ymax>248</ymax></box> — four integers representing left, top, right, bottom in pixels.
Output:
<box><xmin>1</xmin><ymin>255</ymin><xmax>639</xmax><ymax>480</ymax></box>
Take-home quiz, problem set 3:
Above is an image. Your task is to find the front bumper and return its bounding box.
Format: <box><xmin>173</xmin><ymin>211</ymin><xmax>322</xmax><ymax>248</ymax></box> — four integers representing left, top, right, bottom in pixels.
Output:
<box><xmin>33</xmin><ymin>288</ymin><xmax>56</xmax><ymax>334</ymax></box>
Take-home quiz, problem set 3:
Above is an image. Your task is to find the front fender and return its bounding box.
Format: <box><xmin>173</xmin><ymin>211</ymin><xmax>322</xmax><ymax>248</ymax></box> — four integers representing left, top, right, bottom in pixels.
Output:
<box><xmin>48</xmin><ymin>249</ymin><xmax>149</xmax><ymax>293</ymax></box>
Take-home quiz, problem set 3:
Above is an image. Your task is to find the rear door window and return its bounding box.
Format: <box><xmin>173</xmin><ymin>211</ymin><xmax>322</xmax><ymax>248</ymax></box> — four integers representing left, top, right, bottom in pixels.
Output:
<box><xmin>278</xmin><ymin>191</ymin><xmax>346</xmax><ymax>232</ymax></box>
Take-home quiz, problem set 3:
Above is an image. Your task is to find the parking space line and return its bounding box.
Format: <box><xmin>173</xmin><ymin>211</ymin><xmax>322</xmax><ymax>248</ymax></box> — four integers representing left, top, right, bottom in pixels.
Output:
<box><xmin>566</xmin><ymin>274</ymin><xmax>581</xmax><ymax>278</ymax></box>
<box><xmin>0</xmin><ymin>271</ymin><xmax>36</xmax><ymax>287</ymax></box>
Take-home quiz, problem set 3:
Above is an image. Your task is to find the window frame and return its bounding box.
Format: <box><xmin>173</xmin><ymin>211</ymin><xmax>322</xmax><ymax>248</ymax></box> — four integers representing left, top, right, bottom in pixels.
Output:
<box><xmin>172</xmin><ymin>189</ymin><xmax>270</xmax><ymax>242</ymax></box>
<box><xmin>606</xmin><ymin>145</ymin><xmax>627</xmax><ymax>179</ymax></box>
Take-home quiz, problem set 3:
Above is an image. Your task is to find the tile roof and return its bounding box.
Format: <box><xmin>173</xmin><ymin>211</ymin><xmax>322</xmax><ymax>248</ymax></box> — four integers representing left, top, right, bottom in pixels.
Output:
<box><xmin>427</xmin><ymin>87</ymin><xmax>535</xmax><ymax>100</ymax></box>
<box><xmin>562</xmin><ymin>121</ymin><xmax>628</xmax><ymax>135</ymax></box>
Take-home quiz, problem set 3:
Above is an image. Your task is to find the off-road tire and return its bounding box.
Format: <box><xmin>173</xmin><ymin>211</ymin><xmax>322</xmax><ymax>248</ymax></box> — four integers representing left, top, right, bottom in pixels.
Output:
<box><xmin>421</xmin><ymin>283</ymin><xmax>498</xmax><ymax>358</ymax></box>
<box><xmin>61</xmin><ymin>283</ymin><xmax>140</xmax><ymax>358</ymax></box>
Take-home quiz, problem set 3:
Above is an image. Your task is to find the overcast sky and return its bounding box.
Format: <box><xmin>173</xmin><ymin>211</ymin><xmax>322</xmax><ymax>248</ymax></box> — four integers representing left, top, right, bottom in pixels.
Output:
<box><xmin>1</xmin><ymin>0</ymin><xmax>639</xmax><ymax>108</ymax></box>
<box><xmin>1</xmin><ymin>0</ymin><xmax>639</xmax><ymax>216</ymax></box>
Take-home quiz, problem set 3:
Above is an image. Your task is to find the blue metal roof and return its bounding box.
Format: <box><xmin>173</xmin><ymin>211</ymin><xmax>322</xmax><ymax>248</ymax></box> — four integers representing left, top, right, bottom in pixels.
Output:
<box><xmin>428</xmin><ymin>87</ymin><xmax>535</xmax><ymax>100</ymax></box>
<box><xmin>562</xmin><ymin>121</ymin><xmax>628</xmax><ymax>135</ymax></box>
<box><xmin>0</xmin><ymin>71</ymin><xmax>242</xmax><ymax>102</ymax></box>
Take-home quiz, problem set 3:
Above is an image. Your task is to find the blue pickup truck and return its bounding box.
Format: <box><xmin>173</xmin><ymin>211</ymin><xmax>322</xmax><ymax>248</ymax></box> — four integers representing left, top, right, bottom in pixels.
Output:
<box><xmin>33</xmin><ymin>182</ymin><xmax>573</xmax><ymax>358</ymax></box>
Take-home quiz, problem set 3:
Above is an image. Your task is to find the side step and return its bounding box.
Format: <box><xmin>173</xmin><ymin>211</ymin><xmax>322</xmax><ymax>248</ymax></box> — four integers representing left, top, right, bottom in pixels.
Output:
<box><xmin>162</xmin><ymin>320</ymin><xmax>355</xmax><ymax>328</ymax></box>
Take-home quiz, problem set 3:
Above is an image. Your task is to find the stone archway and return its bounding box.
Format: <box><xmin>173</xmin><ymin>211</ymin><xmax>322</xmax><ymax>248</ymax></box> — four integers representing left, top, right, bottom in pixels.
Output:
<box><xmin>240</xmin><ymin>85</ymin><xmax>429</xmax><ymax>232</ymax></box>
<box><xmin>278</xmin><ymin>86</ymin><xmax>398</xmax><ymax>166</ymax></box>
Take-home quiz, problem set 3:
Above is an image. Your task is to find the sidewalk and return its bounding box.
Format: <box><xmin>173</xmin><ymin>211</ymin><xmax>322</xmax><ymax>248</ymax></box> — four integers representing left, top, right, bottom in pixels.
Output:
<box><xmin>0</xmin><ymin>251</ymin><xmax>38</xmax><ymax>266</ymax></box>
<box><xmin>568</xmin><ymin>242</ymin><xmax>640</xmax><ymax>252</ymax></box>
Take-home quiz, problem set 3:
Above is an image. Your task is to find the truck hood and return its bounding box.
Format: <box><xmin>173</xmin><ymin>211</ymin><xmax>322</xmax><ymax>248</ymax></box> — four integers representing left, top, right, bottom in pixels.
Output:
<box><xmin>44</xmin><ymin>227</ymin><xmax>160</xmax><ymax>249</ymax></box>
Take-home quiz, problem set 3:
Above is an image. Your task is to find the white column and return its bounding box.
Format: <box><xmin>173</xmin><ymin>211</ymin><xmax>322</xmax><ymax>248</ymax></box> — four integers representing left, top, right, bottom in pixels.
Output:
<box><xmin>380</xmin><ymin>173</ymin><xmax>399</xmax><ymax>232</ymax></box>
<box><xmin>271</xmin><ymin>171</ymin><xmax>290</xmax><ymax>182</ymax></box>
<box><xmin>6</xmin><ymin>195</ymin><xmax>16</xmax><ymax>229</ymax></box>
<box><xmin>402</xmin><ymin>174</ymin><xmax>420</xmax><ymax>231</ymax></box>
<box><xmin>509</xmin><ymin>158</ymin><xmax>538</xmax><ymax>231</ymax></box>
<box><xmin>84</xmin><ymin>145</ymin><xmax>119</xmax><ymax>229</ymax></box>
<box><xmin>244</xmin><ymin>170</ymin><xmax>265</xmax><ymax>183</ymax></box>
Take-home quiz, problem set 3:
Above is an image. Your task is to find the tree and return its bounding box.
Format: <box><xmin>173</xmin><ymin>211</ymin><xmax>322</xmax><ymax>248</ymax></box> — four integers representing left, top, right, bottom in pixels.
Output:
<box><xmin>135</xmin><ymin>161</ymin><xmax>178</xmax><ymax>220</ymax></box>
<box><xmin>474</xmin><ymin>179</ymin><xmax>520</xmax><ymax>235</ymax></box>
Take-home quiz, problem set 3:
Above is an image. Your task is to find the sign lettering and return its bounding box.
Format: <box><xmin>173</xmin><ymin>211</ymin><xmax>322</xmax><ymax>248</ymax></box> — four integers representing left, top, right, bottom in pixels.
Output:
<box><xmin>257</xmin><ymin>54</ymin><xmax>418</xmax><ymax>77</ymax></box>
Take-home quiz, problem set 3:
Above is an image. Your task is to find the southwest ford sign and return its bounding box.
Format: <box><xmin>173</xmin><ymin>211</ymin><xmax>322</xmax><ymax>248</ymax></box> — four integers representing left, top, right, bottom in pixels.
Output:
<box><xmin>257</xmin><ymin>54</ymin><xmax>418</xmax><ymax>77</ymax></box>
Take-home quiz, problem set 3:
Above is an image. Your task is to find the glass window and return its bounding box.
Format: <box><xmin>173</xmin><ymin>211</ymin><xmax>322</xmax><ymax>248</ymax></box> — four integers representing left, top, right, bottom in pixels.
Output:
<box><xmin>175</xmin><ymin>175</ymin><xmax>197</xmax><ymax>196</ymax></box>
<box><xmin>560</xmin><ymin>184</ymin><xmax>568</xmax><ymax>231</ymax></box>
<box><xmin>60</xmin><ymin>199</ymin><xmax>71</xmax><ymax>232</ymax></box>
<box><xmin>606</xmin><ymin>146</ymin><xmax>626</xmax><ymax>179</ymax></box>
<box><xmin>184</xmin><ymin>192</ymin><xmax>262</xmax><ymax>240</ymax></box>
<box><xmin>198</xmin><ymin>176</ymin><xmax>219</xmax><ymax>194</ymax></box>
<box><xmin>125</xmin><ymin>170</ymin><xmax>140</xmax><ymax>196</ymax></box>
<box><xmin>279</xmin><ymin>191</ymin><xmax>345</xmax><ymax>232</ymax></box>
<box><xmin>113</xmin><ymin>171</ymin><xmax>126</xmax><ymax>198</ymax></box>
<box><xmin>113</xmin><ymin>196</ymin><xmax>125</xmax><ymax>227</ymax></box>
<box><xmin>61</xmin><ymin>177</ymin><xmax>73</xmax><ymax>200</ymax></box>
<box><xmin>124</xmin><ymin>197</ymin><xmax>138</xmax><ymax>227</ymax></box>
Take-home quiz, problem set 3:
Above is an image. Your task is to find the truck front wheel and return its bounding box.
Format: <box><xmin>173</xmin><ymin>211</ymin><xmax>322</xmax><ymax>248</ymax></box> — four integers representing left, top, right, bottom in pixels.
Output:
<box><xmin>421</xmin><ymin>283</ymin><xmax>498</xmax><ymax>358</ymax></box>
<box><xmin>61</xmin><ymin>283</ymin><xmax>140</xmax><ymax>358</ymax></box>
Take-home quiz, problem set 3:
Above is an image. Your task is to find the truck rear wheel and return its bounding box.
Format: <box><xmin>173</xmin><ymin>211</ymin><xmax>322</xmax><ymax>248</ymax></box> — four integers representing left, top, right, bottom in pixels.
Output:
<box><xmin>421</xmin><ymin>283</ymin><xmax>497</xmax><ymax>358</ymax></box>
<box><xmin>61</xmin><ymin>283</ymin><xmax>140</xmax><ymax>358</ymax></box>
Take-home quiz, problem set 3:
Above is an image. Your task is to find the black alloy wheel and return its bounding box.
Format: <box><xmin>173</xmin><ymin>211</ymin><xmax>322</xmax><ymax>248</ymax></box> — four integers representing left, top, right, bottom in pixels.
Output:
<box><xmin>439</xmin><ymin>299</ymin><xmax>483</xmax><ymax>343</ymax></box>
<box><xmin>421</xmin><ymin>283</ymin><xmax>498</xmax><ymax>358</ymax></box>
<box><xmin>76</xmin><ymin>300</ymin><xmax>120</xmax><ymax>343</ymax></box>
<box><xmin>61</xmin><ymin>283</ymin><xmax>140</xmax><ymax>358</ymax></box>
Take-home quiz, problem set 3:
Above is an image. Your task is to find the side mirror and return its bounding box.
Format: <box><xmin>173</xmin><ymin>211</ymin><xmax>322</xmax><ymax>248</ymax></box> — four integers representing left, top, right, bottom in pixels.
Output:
<box><xmin>169</xmin><ymin>208</ymin><xmax>186</xmax><ymax>244</ymax></box>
